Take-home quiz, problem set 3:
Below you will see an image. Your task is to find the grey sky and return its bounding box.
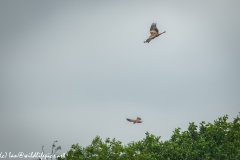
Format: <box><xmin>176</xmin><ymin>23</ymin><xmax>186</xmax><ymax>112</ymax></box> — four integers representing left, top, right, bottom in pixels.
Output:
<box><xmin>0</xmin><ymin>0</ymin><xmax>240</xmax><ymax>159</ymax></box>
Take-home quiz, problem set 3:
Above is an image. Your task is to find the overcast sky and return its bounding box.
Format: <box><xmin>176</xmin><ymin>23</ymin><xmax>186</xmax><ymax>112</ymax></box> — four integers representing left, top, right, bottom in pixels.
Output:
<box><xmin>0</xmin><ymin>0</ymin><xmax>240</xmax><ymax>159</ymax></box>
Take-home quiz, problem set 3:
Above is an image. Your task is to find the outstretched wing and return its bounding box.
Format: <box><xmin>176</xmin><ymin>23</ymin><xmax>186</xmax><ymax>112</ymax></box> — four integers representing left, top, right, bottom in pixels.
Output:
<box><xmin>126</xmin><ymin>118</ymin><xmax>135</xmax><ymax>122</ymax></box>
<box><xmin>136</xmin><ymin>121</ymin><xmax>143</xmax><ymax>123</ymax></box>
<box><xmin>150</xmin><ymin>23</ymin><xmax>158</xmax><ymax>33</ymax></box>
<box><xmin>144</xmin><ymin>23</ymin><xmax>159</xmax><ymax>43</ymax></box>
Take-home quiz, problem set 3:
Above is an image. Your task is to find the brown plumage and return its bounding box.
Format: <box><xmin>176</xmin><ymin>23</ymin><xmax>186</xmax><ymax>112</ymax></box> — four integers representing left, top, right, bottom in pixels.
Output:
<box><xmin>144</xmin><ymin>23</ymin><xmax>166</xmax><ymax>43</ymax></box>
<box><xmin>126</xmin><ymin>117</ymin><xmax>143</xmax><ymax>124</ymax></box>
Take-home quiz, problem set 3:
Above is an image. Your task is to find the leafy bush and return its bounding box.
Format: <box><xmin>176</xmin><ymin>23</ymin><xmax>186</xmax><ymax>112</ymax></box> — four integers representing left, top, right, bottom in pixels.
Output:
<box><xmin>57</xmin><ymin>114</ymin><xmax>240</xmax><ymax>160</ymax></box>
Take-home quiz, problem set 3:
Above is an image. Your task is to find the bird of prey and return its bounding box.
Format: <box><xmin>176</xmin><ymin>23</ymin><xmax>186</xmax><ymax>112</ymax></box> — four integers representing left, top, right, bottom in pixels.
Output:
<box><xmin>126</xmin><ymin>117</ymin><xmax>143</xmax><ymax>124</ymax></box>
<box><xmin>144</xmin><ymin>23</ymin><xmax>166</xmax><ymax>43</ymax></box>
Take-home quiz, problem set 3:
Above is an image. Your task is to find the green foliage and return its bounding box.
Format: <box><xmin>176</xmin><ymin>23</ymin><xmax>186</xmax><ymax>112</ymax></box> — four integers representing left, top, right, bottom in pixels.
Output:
<box><xmin>58</xmin><ymin>115</ymin><xmax>240</xmax><ymax>160</ymax></box>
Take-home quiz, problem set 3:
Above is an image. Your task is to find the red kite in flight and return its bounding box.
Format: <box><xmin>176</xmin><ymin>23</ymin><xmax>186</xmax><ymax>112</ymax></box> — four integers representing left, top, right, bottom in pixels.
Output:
<box><xmin>126</xmin><ymin>117</ymin><xmax>143</xmax><ymax>124</ymax></box>
<box><xmin>144</xmin><ymin>23</ymin><xmax>166</xmax><ymax>43</ymax></box>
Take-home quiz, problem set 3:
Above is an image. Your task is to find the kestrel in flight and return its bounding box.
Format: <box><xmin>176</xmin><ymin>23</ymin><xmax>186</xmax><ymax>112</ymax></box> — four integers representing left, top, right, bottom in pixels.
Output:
<box><xmin>126</xmin><ymin>117</ymin><xmax>143</xmax><ymax>124</ymax></box>
<box><xmin>144</xmin><ymin>23</ymin><xmax>166</xmax><ymax>43</ymax></box>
